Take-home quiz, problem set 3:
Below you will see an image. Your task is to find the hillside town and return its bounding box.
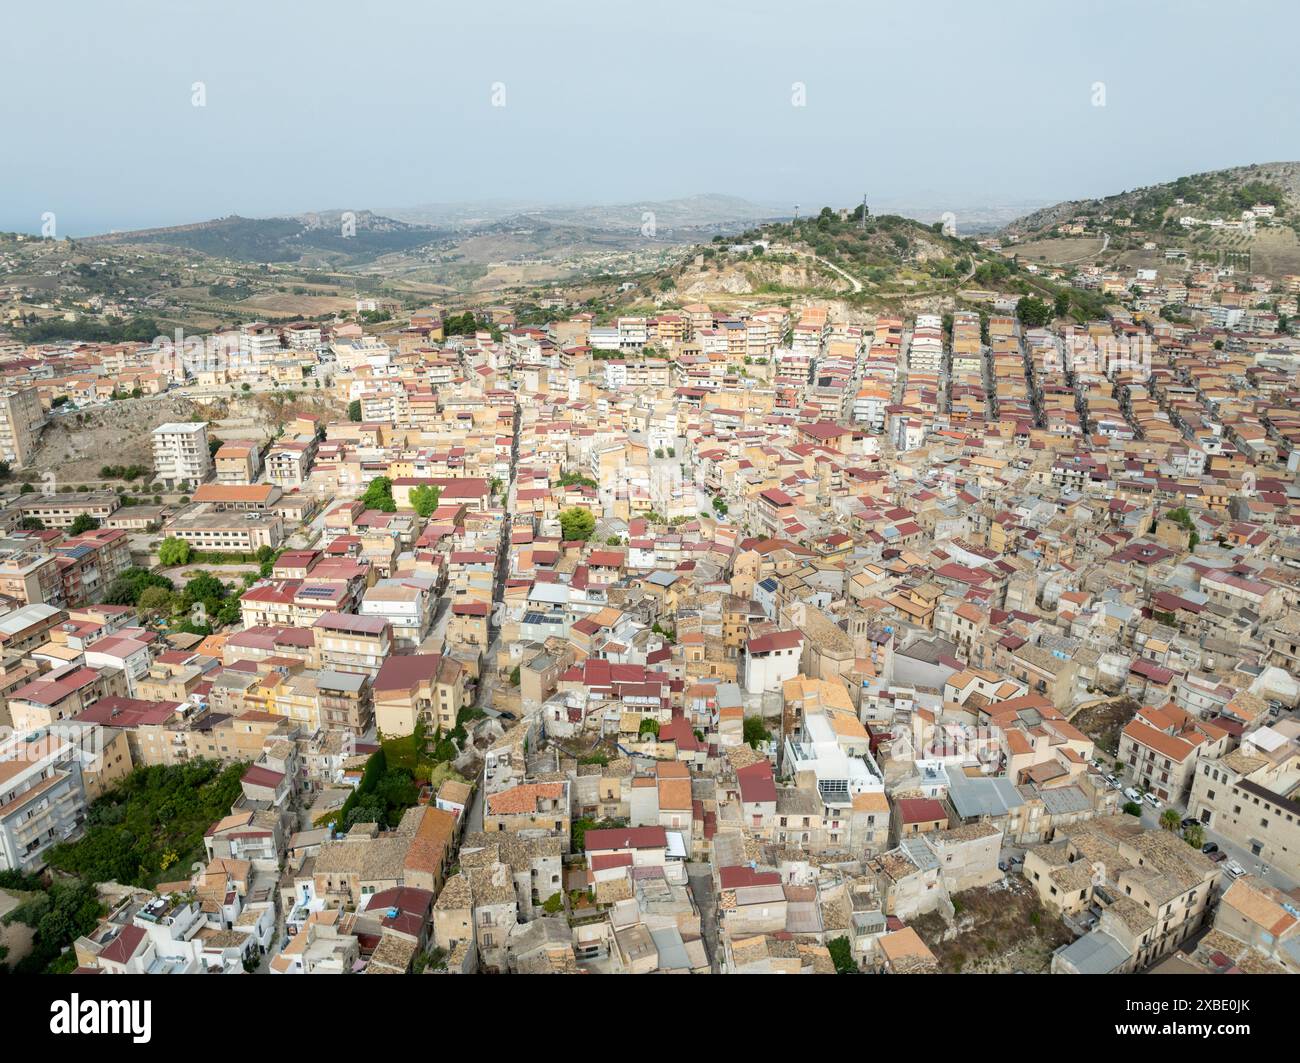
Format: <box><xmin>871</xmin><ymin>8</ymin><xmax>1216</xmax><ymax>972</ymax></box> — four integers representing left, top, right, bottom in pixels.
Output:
<box><xmin>1</xmin><ymin>251</ymin><xmax>1300</xmax><ymax>980</ymax></box>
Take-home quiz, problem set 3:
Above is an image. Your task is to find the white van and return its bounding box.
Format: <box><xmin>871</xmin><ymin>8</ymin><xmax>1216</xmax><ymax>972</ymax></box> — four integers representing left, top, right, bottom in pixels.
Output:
<box><xmin>1123</xmin><ymin>787</ymin><xmax>1141</xmax><ymax>802</ymax></box>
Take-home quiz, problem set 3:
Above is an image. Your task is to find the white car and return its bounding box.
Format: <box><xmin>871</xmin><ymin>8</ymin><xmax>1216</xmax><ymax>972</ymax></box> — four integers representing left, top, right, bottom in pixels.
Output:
<box><xmin>1124</xmin><ymin>787</ymin><xmax>1142</xmax><ymax>802</ymax></box>
<box><xmin>1143</xmin><ymin>793</ymin><xmax>1161</xmax><ymax>810</ymax></box>
<box><xmin>1224</xmin><ymin>860</ymin><xmax>1246</xmax><ymax>879</ymax></box>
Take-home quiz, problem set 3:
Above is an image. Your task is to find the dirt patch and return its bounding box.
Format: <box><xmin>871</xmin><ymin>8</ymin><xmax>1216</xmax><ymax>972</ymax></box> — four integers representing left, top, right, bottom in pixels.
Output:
<box><xmin>1009</xmin><ymin>236</ymin><xmax>1106</xmax><ymax>265</ymax></box>
<box><xmin>910</xmin><ymin>875</ymin><xmax>1073</xmax><ymax>974</ymax></box>
<box><xmin>1071</xmin><ymin>696</ymin><xmax>1140</xmax><ymax>756</ymax></box>
<box><xmin>0</xmin><ymin>888</ymin><xmax>36</xmax><ymax>968</ymax></box>
<box><xmin>23</xmin><ymin>391</ymin><xmax>345</xmax><ymax>486</ymax></box>
<box><xmin>26</xmin><ymin>395</ymin><xmax>202</xmax><ymax>485</ymax></box>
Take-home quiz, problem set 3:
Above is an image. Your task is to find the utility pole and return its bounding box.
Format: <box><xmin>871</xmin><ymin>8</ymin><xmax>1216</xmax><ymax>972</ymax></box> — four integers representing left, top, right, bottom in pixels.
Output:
<box><xmin>861</xmin><ymin>192</ymin><xmax>868</xmax><ymax>229</ymax></box>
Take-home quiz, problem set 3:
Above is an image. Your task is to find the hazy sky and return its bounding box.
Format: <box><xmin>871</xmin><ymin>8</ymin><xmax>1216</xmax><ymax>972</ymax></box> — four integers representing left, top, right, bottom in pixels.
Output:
<box><xmin>4</xmin><ymin>0</ymin><xmax>1297</xmax><ymax>235</ymax></box>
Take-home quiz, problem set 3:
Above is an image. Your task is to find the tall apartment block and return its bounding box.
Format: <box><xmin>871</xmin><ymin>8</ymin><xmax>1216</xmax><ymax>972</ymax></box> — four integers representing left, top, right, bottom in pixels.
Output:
<box><xmin>0</xmin><ymin>387</ymin><xmax>46</xmax><ymax>469</ymax></box>
<box><xmin>152</xmin><ymin>421</ymin><xmax>212</xmax><ymax>489</ymax></box>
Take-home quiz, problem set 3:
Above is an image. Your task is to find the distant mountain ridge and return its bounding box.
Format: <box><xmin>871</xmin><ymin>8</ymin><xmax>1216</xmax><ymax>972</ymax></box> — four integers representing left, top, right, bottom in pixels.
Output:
<box><xmin>82</xmin><ymin>211</ymin><xmax>443</xmax><ymax>265</ymax></box>
<box><xmin>75</xmin><ymin>194</ymin><xmax>786</xmax><ymax>266</ymax></box>
<box><xmin>383</xmin><ymin>193</ymin><xmax>789</xmax><ymax>233</ymax></box>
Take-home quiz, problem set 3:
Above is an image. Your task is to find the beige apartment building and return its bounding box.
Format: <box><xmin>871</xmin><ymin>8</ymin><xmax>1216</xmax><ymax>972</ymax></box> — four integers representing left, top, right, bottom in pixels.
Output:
<box><xmin>1187</xmin><ymin>724</ymin><xmax>1300</xmax><ymax>882</ymax></box>
<box><xmin>1117</xmin><ymin>702</ymin><xmax>1231</xmax><ymax>804</ymax></box>
<box><xmin>213</xmin><ymin>440</ymin><xmax>262</xmax><ymax>484</ymax></box>
<box><xmin>0</xmin><ymin>548</ymin><xmax>65</xmax><ymax>606</ymax></box>
<box><xmin>373</xmin><ymin>653</ymin><xmax>467</xmax><ymax>736</ymax></box>
<box><xmin>0</xmin><ymin>387</ymin><xmax>45</xmax><ymax>469</ymax></box>
<box><xmin>15</xmin><ymin>492</ymin><xmax>121</xmax><ymax>529</ymax></box>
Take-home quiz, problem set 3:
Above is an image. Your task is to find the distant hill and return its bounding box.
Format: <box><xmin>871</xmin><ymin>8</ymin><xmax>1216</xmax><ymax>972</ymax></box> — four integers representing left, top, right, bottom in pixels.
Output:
<box><xmin>613</xmin><ymin>206</ymin><xmax>992</xmax><ymax>313</ymax></box>
<box><xmin>1000</xmin><ymin>161</ymin><xmax>1300</xmax><ymax>238</ymax></box>
<box><xmin>385</xmin><ymin>193</ymin><xmax>787</xmax><ymax>235</ymax></box>
<box><xmin>76</xmin><ymin>195</ymin><xmax>783</xmax><ymax>271</ymax></box>
<box><xmin>83</xmin><ymin>212</ymin><xmax>445</xmax><ymax>265</ymax></box>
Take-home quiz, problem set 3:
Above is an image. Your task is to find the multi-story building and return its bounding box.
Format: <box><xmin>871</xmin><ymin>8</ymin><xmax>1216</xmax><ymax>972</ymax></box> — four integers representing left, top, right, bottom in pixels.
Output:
<box><xmin>163</xmin><ymin>506</ymin><xmax>283</xmax><ymax>552</ymax></box>
<box><xmin>0</xmin><ymin>547</ymin><xmax>65</xmax><ymax>607</ymax></box>
<box><xmin>1187</xmin><ymin>721</ymin><xmax>1300</xmax><ymax>882</ymax></box>
<box><xmin>0</xmin><ymin>387</ymin><xmax>45</xmax><ymax>469</ymax></box>
<box><xmin>317</xmin><ymin>670</ymin><xmax>373</xmax><ymax>735</ymax></box>
<box><xmin>8</xmin><ymin>664</ymin><xmax>127</xmax><ymax>731</ymax></box>
<box><xmin>0</xmin><ymin>731</ymin><xmax>87</xmax><ymax>873</ymax></box>
<box><xmin>312</xmin><ymin>612</ymin><xmax>392</xmax><ymax>677</ymax></box>
<box><xmin>214</xmin><ymin>441</ymin><xmax>262</xmax><ymax>484</ymax></box>
<box><xmin>151</xmin><ymin>421</ymin><xmax>212</xmax><ymax>489</ymax></box>
<box><xmin>266</xmin><ymin>440</ymin><xmax>315</xmax><ymax>488</ymax></box>
<box><xmin>15</xmin><ymin>493</ymin><xmax>120</xmax><ymax>529</ymax></box>
<box><xmin>1046</xmin><ymin>817</ymin><xmax>1218</xmax><ymax>974</ymax></box>
<box><xmin>1117</xmin><ymin>702</ymin><xmax>1232</xmax><ymax>804</ymax></box>
<box><xmin>373</xmin><ymin>653</ymin><xmax>467</xmax><ymax>736</ymax></box>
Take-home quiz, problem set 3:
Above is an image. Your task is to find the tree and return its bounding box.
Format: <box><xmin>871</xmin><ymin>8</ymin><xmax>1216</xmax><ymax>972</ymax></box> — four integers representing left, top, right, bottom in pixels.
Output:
<box><xmin>68</xmin><ymin>513</ymin><xmax>100</xmax><ymax>535</ymax></box>
<box><xmin>0</xmin><ymin>460</ymin><xmax>10</xmax><ymax>481</ymax></box>
<box><xmin>44</xmin><ymin>761</ymin><xmax>244</xmax><ymax>890</ymax></box>
<box><xmin>347</xmin><ymin>399</ymin><xmax>362</xmax><ymax>422</ymax></box>
<box><xmin>1160</xmin><ymin>808</ymin><xmax>1181</xmax><ymax>832</ymax></box>
<box><xmin>1184</xmin><ymin>823</ymin><xmax>1205</xmax><ymax>850</ymax></box>
<box><xmin>827</xmin><ymin>936</ymin><xmax>861</xmax><ymax>974</ymax></box>
<box><xmin>638</xmin><ymin>718</ymin><xmax>660</xmax><ymax>738</ymax></box>
<box><xmin>541</xmin><ymin>892</ymin><xmax>564</xmax><ymax>914</ymax></box>
<box><xmin>136</xmin><ymin>585</ymin><xmax>175</xmax><ymax>619</ymax></box>
<box><xmin>104</xmin><ymin>568</ymin><xmax>174</xmax><ymax>606</ymax></box>
<box><xmin>1122</xmin><ymin>801</ymin><xmax>1142</xmax><ymax>817</ymax></box>
<box><xmin>183</xmin><ymin>571</ymin><xmax>228</xmax><ymax>606</ymax></box>
<box><xmin>558</xmin><ymin>506</ymin><xmax>596</xmax><ymax>542</ymax></box>
<box><xmin>1053</xmin><ymin>290</ymin><xmax>1071</xmax><ymax>319</ymax></box>
<box><xmin>158</xmin><ymin>537</ymin><xmax>193</xmax><ymax>567</ymax></box>
<box><xmin>19</xmin><ymin>517</ymin><xmax>45</xmax><ymax>531</ymax></box>
<box><xmin>360</xmin><ymin>476</ymin><xmax>397</xmax><ymax>513</ymax></box>
<box><xmin>4</xmin><ymin>878</ymin><xmax>103</xmax><ymax>974</ymax></box>
<box><xmin>1016</xmin><ymin>296</ymin><xmax>1052</xmax><ymax>328</ymax></box>
<box><xmin>409</xmin><ymin>484</ymin><xmax>441</xmax><ymax>518</ymax></box>
<box><xmin>711</xmin><ymin>496</ymin><xmax>729</xmax><ymax>516</ymax></box>
<box><xmin>743</xmin><ymin>716</ymin><xmax>771</xmax><ymax>749</ymax></box>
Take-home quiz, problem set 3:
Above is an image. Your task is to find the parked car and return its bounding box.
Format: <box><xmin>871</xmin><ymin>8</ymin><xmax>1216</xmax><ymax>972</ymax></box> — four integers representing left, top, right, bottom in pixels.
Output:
<box><xmin>1105</xmin><ymin>774</ymin><xmax>1120</xmax><ymax>789</ymax></box>
<box><xmin>1124</xmin><ymin>787</ymin><xmax>1142</xmax><ymax>802</ymax></box>
<box><xmin>1207</xmin><ymin>850</ymin><xmax>1228</xmax><ymax>864</ymax></box>
<box><xmin>1201</xmin><ymin>842</ymin><xmax>1219</xmax><ymax>855</ymax></box>
<box><xmin>1224</xmin><ymin>860</ymin><xmax>1246</xmax><ymax>879</ymax></box>
<box><xmin>1143</xmin><ymin>793</ymin><xmax>1161</xmax><ymax>810</ymax></box>
<box><xmin>1182</xmin><ymin>817</ymin><xmax>1199</xmax><ymax>829</ymax></box>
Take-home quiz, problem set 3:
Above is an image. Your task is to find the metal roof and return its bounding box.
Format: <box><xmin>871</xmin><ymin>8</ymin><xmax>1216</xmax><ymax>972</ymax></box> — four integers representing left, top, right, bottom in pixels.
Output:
<box><xmin>1056</xmin><ymin>929</ymin><xmax>1129</xmax><ymax>974</ymax></box>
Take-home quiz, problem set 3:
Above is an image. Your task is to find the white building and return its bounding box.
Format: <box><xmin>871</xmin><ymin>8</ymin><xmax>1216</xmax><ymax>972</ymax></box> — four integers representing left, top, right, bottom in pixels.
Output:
<box><xmin>742</xmin><ymin>630</ymin><xmax>804</xmax><ymax>695</ymax></box>
<box><xmin>152</xmin><ymin>421</ymin><xmax>212</xmax><ymax>490</ymax></box>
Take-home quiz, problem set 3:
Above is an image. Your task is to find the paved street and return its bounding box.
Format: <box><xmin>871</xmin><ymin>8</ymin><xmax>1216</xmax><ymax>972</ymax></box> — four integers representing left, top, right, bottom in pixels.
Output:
<box><xmin>1136</xmin><ymin>798</ymin><xmax>1296</xmax><ymax>894</ymax></box>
